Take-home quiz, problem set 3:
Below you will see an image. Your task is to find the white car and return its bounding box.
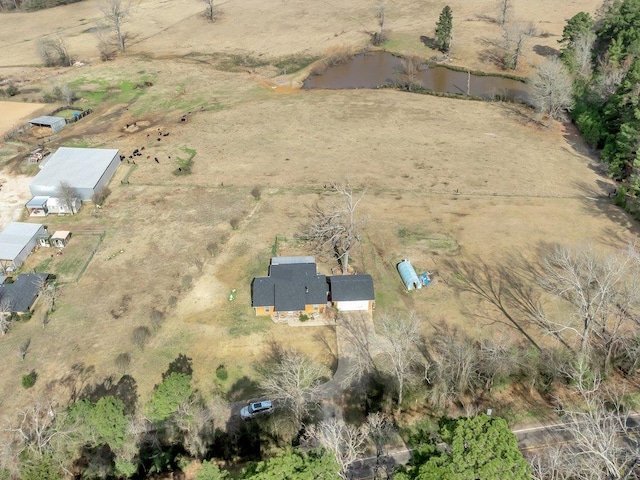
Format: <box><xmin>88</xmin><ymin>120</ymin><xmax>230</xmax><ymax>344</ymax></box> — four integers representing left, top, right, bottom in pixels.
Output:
<box><xmin>240</xmin><ymin>400</ymin><xmax>274</xmax><ymax>420</ymax></box>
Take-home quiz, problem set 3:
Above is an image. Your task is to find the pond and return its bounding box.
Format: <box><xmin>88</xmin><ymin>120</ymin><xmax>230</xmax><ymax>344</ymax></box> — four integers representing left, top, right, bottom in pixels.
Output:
<box><xmin>303</xmin><ymin>51</ymin><xmax>531</xmax><ymax>104</ymax></box>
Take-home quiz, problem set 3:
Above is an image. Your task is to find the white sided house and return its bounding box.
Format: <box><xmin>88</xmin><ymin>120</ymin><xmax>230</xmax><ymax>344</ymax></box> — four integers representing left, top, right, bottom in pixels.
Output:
<box><xmin>0</xmin><ymin>222</ymin><xmax>47</xmax><ymax>273</ymax></box>
<box><xmin>28</xmin><ymin>147</ymin><xmax>120</xmax><ymax>213</ymax></box>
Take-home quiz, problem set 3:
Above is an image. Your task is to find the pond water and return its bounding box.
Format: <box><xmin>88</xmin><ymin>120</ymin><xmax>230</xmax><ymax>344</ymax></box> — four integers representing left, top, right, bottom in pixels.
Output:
<box><xmin>303</xmin><ymin>51</ymin><xmax>531</xmax><ymax>104</ymax></box>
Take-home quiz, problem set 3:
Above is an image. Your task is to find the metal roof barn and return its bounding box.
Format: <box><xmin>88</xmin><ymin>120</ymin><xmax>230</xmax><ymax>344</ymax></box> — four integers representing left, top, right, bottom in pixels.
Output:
<box><xmin>29</xmin><ymin>147</ymin><xmax>120</xmax><ymax>201</ymax></box>
<box><xmin>0</xmin><ymin>222</ymin><xmax>46</xmax><ymax>272</ymax></box>
<box><xmin>28</xmin><ymin>116</ymin><xmax>66</xmax><ymax>133</ymax></box>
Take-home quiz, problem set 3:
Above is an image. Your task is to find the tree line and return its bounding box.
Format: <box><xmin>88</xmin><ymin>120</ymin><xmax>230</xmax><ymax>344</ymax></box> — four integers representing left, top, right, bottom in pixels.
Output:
<box><xmin>558</xmin><ymin>0</ymin><xmax>640</xmax><ymax>186</ymax></box>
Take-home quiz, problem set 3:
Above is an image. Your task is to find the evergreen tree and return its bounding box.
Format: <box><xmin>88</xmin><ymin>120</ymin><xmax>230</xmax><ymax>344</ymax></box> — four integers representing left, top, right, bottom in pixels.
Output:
<box><xmin>146</xmin><ymin>372</ymin><xmax>192</xmax><ymax>422</ymax></box>
<box><xmin>558</xmin><ymin>12</ymin><xmax>594</xmax><ymax>70</ymax></box>
<box><xmin>435</xmin><ymin>6</ymin><xmax>453</xmax><ymax>53</ymax></box>
<box><xmin>397</xmin><ymin>415</ymin><xmax>531</xmax><ymax>480</ymax></box>
<box><xmin>243</xmin><ymin>449</ymin><xmax>339</xmax><ymax>480</ymax></box>
<box><xmin>595</xmin><ymin>0</ymin><xmax>640</xmax><ymax>64</ymax></box>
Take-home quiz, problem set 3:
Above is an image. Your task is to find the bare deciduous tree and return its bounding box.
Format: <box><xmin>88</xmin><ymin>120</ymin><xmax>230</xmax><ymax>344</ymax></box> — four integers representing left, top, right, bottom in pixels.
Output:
<box><xmin>371</xmin><ymin>3</ymin><xmax>386</xmax><ymax>46</ymax></box>
<box><xmin>4</xmin><ymin>398</ymin><xmax>72</xmax><ymax>465</ymax></box>
<box><xmin>303</xmin><ymin>182</ymin><xmax>365</xmax><ymax>275</ymax></box>
<box><xmin>174</xmin><ymin>397</ymin><xmax>216</xmax><ymax>459</ymax></box>
<box><xmin>573</xmin><ymin>31</ymin><xmax>595</xmax><ymax>78</ymax></box>
<box><xmin>36</xmin><ymin>36</ymin><xmax>73</xmax><ymax>67</ymax></box>
<box><xmin>0</xmin><ymin>295</ymin><xmax>14</xmax><ymax>335</ymax></box>
<box><xmin>424</xmin><ymin>323</ymin><xmax>480</xmax><ymax>413</ymax></box>
<box><xmin>529</xmin><ymin>57</ymin><xmax>575</xmax><ymax>122</ymax></box>
<box><xmin>200</xmin><ymin>0</ymin><xmax>216</xmax><ymax>22</ymax></box>
<box><xmin>366</xmin><ymin>412</ymin><xmax>396</xmax><ymax>459</ymax></box>
<box><xmin>258</xmin><ymin>345</ymin><xmax>328</xmax><ymax>424</ymax></box>
<box><xmin>377</xmin><ymin>313</ymin><xmax>421</xmax><ymax>407</ymax></box>
<box><xmin>57</xmin><ymin>182</ymin><xmax>80</xmax><ymax>215</ymax></box>
<box><xmin>540</xmin><ymin>244</ymin><xmax>640</xmax><ymax>369</ymax></box>
<box><xmin>18</xmin><ymin>339</ymin><xmax>31</xmax><ymax>361</ymax></box>
<box><xmin>502</xmin><ymin>21</ymin><xmax>536</xmax><ymax>70</ymax></box>
<box><xmin>305</xmin><ymin>418</ymin><xmax>369</xmax><ymax>480</ymax></box>
<box><xmin>397</xmin><ymin>56</ymin><xmax>422</xmax><ymax>92</ymax></box>
<box><xmin>99</xmin><ymin>0</ymin><xmax>132</xmax><ymax>52</ymax></box>
<box><xmin>496</xmin><ymin>0</ymin><xmax>513</xmax><ymax>27</ymax></box>
<box><xmin>542</xmin><ymin>361</ymin><xmax>640</xmax><ymax>480</ymax></box>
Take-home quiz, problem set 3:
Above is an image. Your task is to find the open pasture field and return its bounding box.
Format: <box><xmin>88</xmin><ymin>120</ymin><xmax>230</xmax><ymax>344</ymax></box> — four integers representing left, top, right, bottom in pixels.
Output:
<box><xmin>0</xmin><ymin>0</ymin><xmax>634</xmax><ymax>435</ymax></box>
<box><xmin>0</xmin><ymin>0</ymin><xmax>602</xmax><ymax>75</ymax></box>
<box><xmin>0</xmin><ymin>54</ymin><xmax>637</xmax><ymax>421</ymax></box>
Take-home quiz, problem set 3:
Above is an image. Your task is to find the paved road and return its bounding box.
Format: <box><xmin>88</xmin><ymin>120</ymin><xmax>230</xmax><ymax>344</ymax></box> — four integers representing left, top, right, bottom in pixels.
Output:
<box><xmin>346</xmin><ymin>414</ymin><xmax>640</xmax><ymax>479</ymax></box>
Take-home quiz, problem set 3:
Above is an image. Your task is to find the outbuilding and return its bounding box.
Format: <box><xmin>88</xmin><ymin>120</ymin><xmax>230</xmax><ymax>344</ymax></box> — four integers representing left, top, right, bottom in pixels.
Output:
<box><xmin>397</xmin><ymin>259</ymin><xmax>421</xmax><ymax>291</ymax></box>
<box><xmin>29</xmin><ymin>147</ymin><xmax>120</xmax><ymax>201</ymax></box>
<box><xmin>28</xmin><ymin>116</ymin><xmax>66</xmax><ymax>134</ymax></box>
<box><xmin>0</xmin><ymin>222</ymin><xmax>47</xmax><ymax>273</ymax></box>
<box><xmin>25</xmin><ymin>196</ymin><xmax>49</xmax><ymax>217</ymax></box>
<box><xmin>50</xmin><ymin>231</ymin><xmax>71</xmax><ymax>248</ymax></box>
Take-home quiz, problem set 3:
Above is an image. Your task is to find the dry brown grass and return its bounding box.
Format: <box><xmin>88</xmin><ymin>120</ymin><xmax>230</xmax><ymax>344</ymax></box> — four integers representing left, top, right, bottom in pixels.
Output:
<box><xmin>0</xmin><ymin>0</ymin><xmax>632</xmax><ymax>434</ymax></box>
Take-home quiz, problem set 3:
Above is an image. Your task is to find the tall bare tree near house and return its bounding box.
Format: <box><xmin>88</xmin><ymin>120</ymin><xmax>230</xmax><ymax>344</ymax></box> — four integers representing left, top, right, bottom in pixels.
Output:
<box><xmin>303</xmin><ymin>182</ymin><xmax>365</xmax><ymax>275</ymax></box>
<box><xmin>529</xmin><ymin>57</ymin><xmax>575</xmax><ymax>122</ymax></box>
<box><xmin>99</xmin><ymin>0</ymin><xmax>132</xmax><ymax>53</ymax></box>
<box><xmin>200</xmin><ymin>0</ymin><xmax>216</xmax><ymax>22</ymax></box>
<box><xmin>57</xmin><ymin>182</ymin><xmax>80</xmax><ymax>215</ymax></box>
<box><xmin>0</xmin><ymin>296</ymin><xmax>13</xmax><ymax>335</ymax></box>
<box><xmin>304</xmin><ymin>418</ymin><xmax>369</xmax><ymax>480</ymax></box>
<box><xmin>377</xmin><ymin>313</ymin><xmax>421</xmax><ymax>408</ymax></box>
<box><xmin>258</xmin><ymin>344</ymin><xmax>328</xmax><ymax>425</ymax></box>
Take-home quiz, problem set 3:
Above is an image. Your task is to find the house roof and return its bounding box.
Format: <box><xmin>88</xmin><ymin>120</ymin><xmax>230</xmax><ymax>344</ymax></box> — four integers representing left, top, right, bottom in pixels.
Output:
<box><xmin>0</xmin><ymin>222</ymin><xmax>44</xmax><ymax>261</ymax></box>
<box><xmin>252</xmin><ymin>262</ymin><xmax>329</xmax><ymax>311</ymax></box>
<box><xmin>328</xmin><ymin>275</ymin><xmax>375</xmax><ymax>301</ymax></box>
<box><xmin>30</xmin><ymin>147</ymin><xmax>119</xmax><ymax>191</ymax></box>
<box><xmin>26</xmin><ymin>196</ymin><xmax>49</xmax><ymax>208</ymax></box>
<box><xmin>0</xmin><ymin>273</ymin><xmax>48</xmax><ymax>312</ymax></box>
<box><xmin>29</xmin><ymin>116</ymin><xmax>65</xmax><ymax>127</ymax></box>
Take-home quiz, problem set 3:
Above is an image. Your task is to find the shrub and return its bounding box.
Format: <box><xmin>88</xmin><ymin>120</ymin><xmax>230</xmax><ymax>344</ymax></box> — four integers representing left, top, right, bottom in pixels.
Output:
<box><xmin>131</xmin><ymin>326</ymin><xmax>151</xmax><ymax>351</ymax></box>
<box><xmin>150</xmin><ymin>309</ymin><xmax>165</xmax><ymax>331</ymax></box>
<box><xmin>215</xmin><ymin>364</ymin><xmax>228</xmax><ymax>381</ymax></box>
<box><xmin>115</xmin><ymin>352</ymin><xmax>131</xmax><ymax>374</ymax></box>
<box><xmin>230</xmin><ymin>217</ymin><xmax>240</xmax><ymax>230</ymax></box>
<box><xmin>251</xmin><ymin>186</ymin><xmax>261</xmax><ymax>200</ymax></box>
<box><xmin>299</xmin><ymin>313</ymin><xmax>309</xmax><ymax>322</ymax></box>
<box><xmin>91</xmin><ymin>187</ymin><xmax>111</xmax><ymax>206</ymax></box>
<box><xmin>181</xmin><ymin>275</ymin><xmax>193</xmax><ymax>291</ymax></box>
<box><xmin>5</xmin><ymin>83</ymin><xmax>19</xmax><ymax>97</ymax></box>
<box><xmin>22</xmin><ymin>371</ymin><xmax>37</xmax><ymax>389</ymax></box>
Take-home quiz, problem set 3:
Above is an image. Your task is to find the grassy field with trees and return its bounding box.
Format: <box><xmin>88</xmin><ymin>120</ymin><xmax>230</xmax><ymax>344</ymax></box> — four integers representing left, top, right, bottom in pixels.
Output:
<box><xmin>1</xmin><ymin>0</ymin><xmax>640</xmax><ymax>478</ymax></box>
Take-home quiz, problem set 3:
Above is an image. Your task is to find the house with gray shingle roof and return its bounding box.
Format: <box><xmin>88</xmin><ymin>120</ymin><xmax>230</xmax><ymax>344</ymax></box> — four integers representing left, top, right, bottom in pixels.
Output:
<box><xmin>251</xmin><ymin>257</ymin><xmax>375</xmax><ymax>317</ymax></box>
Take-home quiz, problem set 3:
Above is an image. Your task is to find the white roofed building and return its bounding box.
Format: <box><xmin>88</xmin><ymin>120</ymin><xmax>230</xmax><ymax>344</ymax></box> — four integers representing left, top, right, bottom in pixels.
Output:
<box><xmin>29</xmin><ymin>147</ymin><xmax>120</xmax><ymax>201</ymax></box>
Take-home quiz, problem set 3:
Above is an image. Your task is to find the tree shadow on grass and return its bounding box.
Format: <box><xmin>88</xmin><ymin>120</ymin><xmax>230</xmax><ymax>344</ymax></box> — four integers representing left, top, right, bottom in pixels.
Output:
<box><xmin>419</xmin><ymin>35</ymin><xmax>438</xmax><ymax>50</ymax></box>
<box><xmin>533</xmin><ymin>44</ymin><xmax>560</xmax><ymax>58</ymax></box>
<box><xmin>79</xmin><ymin>374</ymin><xmax>139</xmax><ymax>415</ymax></box>
<box><xmin>226</xmin><ymin>376</ymin><xmax>261</xmax><ymax>402</ymax></box>
<box><xmin>162</xmin><ymin>353</ymin><xmax>193</xmax><ymax>380</ymax></box>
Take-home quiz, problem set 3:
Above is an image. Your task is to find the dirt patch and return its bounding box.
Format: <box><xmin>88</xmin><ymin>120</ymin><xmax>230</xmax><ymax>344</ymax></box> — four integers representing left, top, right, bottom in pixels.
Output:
<box><xmin>0</xmin><ymin>101</ymin><xmax>48</xmax><ymax>136</ymax></box>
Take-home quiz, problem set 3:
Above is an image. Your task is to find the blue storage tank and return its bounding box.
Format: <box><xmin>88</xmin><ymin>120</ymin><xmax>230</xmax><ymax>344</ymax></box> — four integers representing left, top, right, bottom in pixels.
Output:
<box><xmin>397</xmin><ymin>259</ymin><xmax>422</xmax><ymax>291</ymax></box>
